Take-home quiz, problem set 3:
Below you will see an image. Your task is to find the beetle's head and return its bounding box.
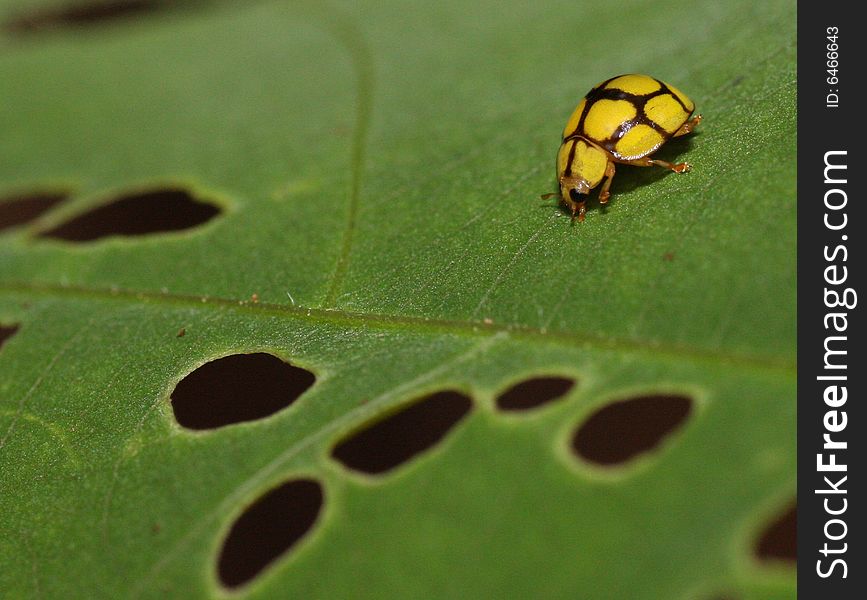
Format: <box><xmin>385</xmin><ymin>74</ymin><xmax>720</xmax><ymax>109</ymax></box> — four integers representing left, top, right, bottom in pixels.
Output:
<box><xmin>559</xmin><ymin>177</ymin><xmax>591</xmax><ymax>222</ymax></box>
<box><xmin>555</xmin><ymin>139</ymin><xmax>607</xmax><ymax>222</ymax></box>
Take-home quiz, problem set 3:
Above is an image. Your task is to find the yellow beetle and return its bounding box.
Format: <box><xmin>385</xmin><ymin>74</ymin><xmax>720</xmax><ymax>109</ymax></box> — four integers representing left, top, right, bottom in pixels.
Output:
<box><xmin>543</xmin><ymin>74</ymin><xmax>701</xmax><ymax>221</ymax></box>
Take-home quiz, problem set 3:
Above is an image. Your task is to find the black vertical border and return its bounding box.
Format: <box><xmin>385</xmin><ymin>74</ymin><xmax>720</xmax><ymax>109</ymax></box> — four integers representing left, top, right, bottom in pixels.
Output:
<box><xmin>798</xmin><ymin>2</ymin><xmax>864</xmax><ymax>598</ymax></box>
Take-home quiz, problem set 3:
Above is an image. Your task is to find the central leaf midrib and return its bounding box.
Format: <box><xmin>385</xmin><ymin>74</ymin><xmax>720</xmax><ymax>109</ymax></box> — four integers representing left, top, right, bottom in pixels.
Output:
<box><xmin>0</xmin><ymin>280</ymin><xmax>795</xmax><ymax>376</ymax></box>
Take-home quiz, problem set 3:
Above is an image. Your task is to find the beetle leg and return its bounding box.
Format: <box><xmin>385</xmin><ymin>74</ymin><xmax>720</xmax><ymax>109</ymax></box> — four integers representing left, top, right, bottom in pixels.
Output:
<box><xmin>626</xmin><ymin>156</ymin><xmax>691</xmax><ymax>173</ymax></box>
<box><xmin>673</xmin><ymin>114</ymin><xmax>702</xmax><ymax>137</ymax></box>
<box><xmin>570</xmin><ymin>200</ymin><xmax>587</xmax><ymax>223</ymax></box>
<box><xmin>540</xmin><ymin>192</ymin><xmax>559</xmax><ymax>200</ymax></box>
<box><xmin>598</xmin><ymin>161</ymin><xmax>616</xmax><ymax>204</ymax></box>
<box><xmin>649</xmin><ymin>159</ymin><xmax>691</xmax><ymax>173</ymax></box>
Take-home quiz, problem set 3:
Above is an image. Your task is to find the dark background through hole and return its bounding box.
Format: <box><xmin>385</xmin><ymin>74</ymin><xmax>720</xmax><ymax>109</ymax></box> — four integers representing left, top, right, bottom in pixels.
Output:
<box><xmin>170</xmin><ymin>353</ymin><xmax>315</xmax><ymax>429</ymax></box>
<box><xmin>0</xmin><ymin>193</ymin><xmax>67</xmax><ymax>232</ymax></box>
<box><xmin>217</xmin><ymin>479</ymin><xmax>323</xmax><ymax>589</ymax></box>
<box><xmin>572</xmin><ymin>394</ymin><xmax>693</xmax><ymax>465</ymax></box>
<box><xmin>5</xmin><ymin>0</ymin><xmax>165</xmax><ymax>33</ymax></box>
<box><xmin>331</xmin><ymin>390</ymin><xmax>473</xmax><ymax>475</ymax></box>
<box><xmin>0</xmin><ymin>325</ymin><xmax>20</xmax><ymax>350</ymax></box>
<box><xmin>756</xmin><ymin>503</ymin><xmax>796</xmax><ymax>563</ymax></box>
<box><xmin>38</xmin><ymin>188</ymin><xmax>220</xmax><ymax>241</ymax></box>
<box><xmin>495</xmin><ymin>376</ymin><xmax>575</xmax><ymax>411</ymax></box>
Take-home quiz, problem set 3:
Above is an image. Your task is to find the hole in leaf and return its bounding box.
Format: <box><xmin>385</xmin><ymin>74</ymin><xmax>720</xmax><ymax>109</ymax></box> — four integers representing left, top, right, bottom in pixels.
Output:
<box><xmin>170</xmin><ymin>353</ymin><xmax>315</xmax><ymax>430</ymax></box>
<box><xmin>756</xmin><ymin>502</ymin><xmax>796</xmax><ymax>563</ymax></box>
<box><xmin>38</xmin><ymin>188</ymin><xmax>220</xmax><ymax>242</ymax></box>
<box><xmin>0</xmin><ymin>192</ymin><xmax>67</xmax><ymax>233</ymax></box>
<box><xmin>331</xmin><ymin>390</ymin><xmax>473</xmax><ymax>475</ymax></box>
<box><xmin>4</xmin><ymin>0</ymin><xmax>161</xmax><ymax>34</ymax></box>
<box><xmin>217</xmin><ymin>478</ymin><xmax>323</xmax><ymax>589</ymax></box>
<box><xmin>495</xmin><ymin>376</ymin><xmax>575</xmax><ymax>411</ymax></box>
<box><xmin>572</xmin><ymin>394</ymin><xmax>693</xmax><ymax>465</ymax></box>
<box><xmin>1</xmin><ymin>324</ymin><xmax>20</xmax><ymax>350</ymax></box>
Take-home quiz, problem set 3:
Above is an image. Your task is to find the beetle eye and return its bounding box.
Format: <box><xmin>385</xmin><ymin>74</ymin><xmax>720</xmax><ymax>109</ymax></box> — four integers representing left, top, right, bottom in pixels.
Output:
<box><xmin>569</xmin><ymin>189</ymin><xmax>585</xmax><ymax>202</ymax></box>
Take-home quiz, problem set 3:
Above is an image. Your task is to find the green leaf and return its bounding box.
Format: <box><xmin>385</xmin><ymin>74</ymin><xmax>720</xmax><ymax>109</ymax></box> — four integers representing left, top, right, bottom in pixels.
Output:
<box><xmin>1</xmin><ymin>0</ymin><xmax>795</xmax><ymax>598</ymax></box>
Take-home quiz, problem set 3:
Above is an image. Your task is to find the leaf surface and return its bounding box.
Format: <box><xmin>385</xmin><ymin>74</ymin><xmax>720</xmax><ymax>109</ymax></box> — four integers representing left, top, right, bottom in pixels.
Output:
<box><xmin>0</xmin><ymin>1</ymin><xmax>796</xmax><ymax>598</ymax></box>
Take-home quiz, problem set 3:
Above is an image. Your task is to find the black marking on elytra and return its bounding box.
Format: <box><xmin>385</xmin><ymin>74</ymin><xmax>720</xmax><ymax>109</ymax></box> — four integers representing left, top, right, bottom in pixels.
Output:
<box><xmin>603</xmin><ymin>114</ymin><xmax>670</xmax><ymax>157</ymax></box>
<box><xmin>565</xmin><ymin>75</ymin><xmax>694</xmax><ymax>156</ymax></box>
<box><xmin>584</xmin><ymin>75</ymin><xmax>620</xmax><ymax>100</ymax></box>
<box><xmin>564</xmin><ymin>138</ymin><xmax>578</xmax><ymax>180</ymax></box>
<box><xmin>567</xmin><ymin>101</ymin><xmax>590</xmax><ymax>140</ymax></box>
<box><xmin>654</xmin><ymin>78</ymin><xmax>691</xmax><ymax>113</ymax></box>
<box><xmin>565</xmin><ymin>75</ymin><xmax>617</xmax><ymax>139</ymax></box>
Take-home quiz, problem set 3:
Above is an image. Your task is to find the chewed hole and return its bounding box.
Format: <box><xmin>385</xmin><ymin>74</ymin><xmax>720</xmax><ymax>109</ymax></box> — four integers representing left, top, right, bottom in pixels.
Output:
<box><xmin>0</xmin><ymin>192</ymin><xmax>67</xmax><ymax>233</ymax></box>
<box><xmin>218</xmin><ymin>479</ymin><xmax>323</xmax><ymax>589</ymax></box>
<box><xmin>170</xmin><ymin>353</ymin><xmax>315</xmax><ymax>430</ymax></box>
<box><xmin>572</xmin><ymin>394</ymin><xmax>693</xmax><ymax>466</ymax></box>
<box><xmin>755</xmin><ymin>502</ymin><xmax>796</xmax><ymax>564</ymax></box>
<box><xmin>331</xmin><ymin>390</ymin><xmax>473</xmax><ymax>475</ymax></box>
<box><xmin>495</xmin><ymin>376</ymin><xmax>575</xmax><ymax>411</ymax></box>
<box><xmin>1</xmin><ymin>324</ymin><xmax>20</xmax><ymax>350</ymax></box>
<box><xmin>38</xmin><ymin>188</ymin><xmax>220</xmax><ymax>242</ymax></box>
<box><xmin>4</xmin><ymin>0</ymin><xmax>161</xmax><ymax>34</ymax></box>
